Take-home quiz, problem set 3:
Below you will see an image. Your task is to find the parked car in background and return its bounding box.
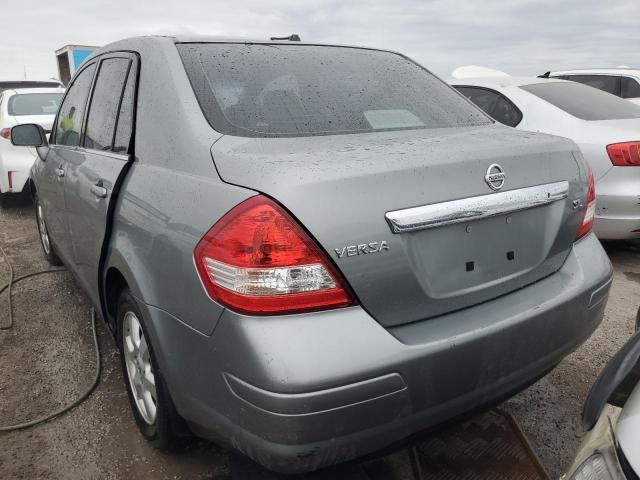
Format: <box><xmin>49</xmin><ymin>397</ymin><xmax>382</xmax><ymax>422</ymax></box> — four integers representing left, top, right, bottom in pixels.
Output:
<box><xmin>548</xmin><ymin>69</ymin><xmax>640</xmax><ymax>105</ymax></box>
<box><xmin>12</xmin><ymin>36</ymin><xmax>612</xmax><ymax>474</ymax></box>
<box><xmin>0</xmin><ymin>80</ymin><xmax>63</xmax><ymax>93</ymax></box>
<box><xmin>0</xmin><ymin>87</ymin><xmax>64</xmax><ymax>198</ymax></box>
<box><xmin>452</xmin><ymin>76</ymin><xmax>640</xmax><ymax>240</ymax></box>
<box><xmin>564</xmin><ymin>327</ymin><xmax>640</xmax><ymax>479</ymax></box>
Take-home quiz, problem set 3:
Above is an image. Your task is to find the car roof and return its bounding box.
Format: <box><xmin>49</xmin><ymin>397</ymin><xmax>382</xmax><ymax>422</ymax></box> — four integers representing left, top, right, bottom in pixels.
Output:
<box><xmin>551</xmin><ymin>68</ymin><xmax>640</xmax><ymax>76</ymax></box>
<box><xmin>171</xmin><ymin>34</ymin><xmax>379</xmax><ymax>49</ymax></box>
<box><xmin>450</xmin><ymin>76</ymin><xmax>568</xmax><ymax>88</ymax></box>
<box><xmin>101</xmin><ymin>34</ymin><xmax>395</xmax><ymax>55</ymax></box>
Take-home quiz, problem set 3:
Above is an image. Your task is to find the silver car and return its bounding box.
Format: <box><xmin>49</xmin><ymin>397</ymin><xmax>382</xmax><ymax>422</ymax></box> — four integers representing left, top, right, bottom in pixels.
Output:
<box><xmin>11</xmin><ymin>36</ymin><xmax>613</xmax><ymax>474</ymax></box>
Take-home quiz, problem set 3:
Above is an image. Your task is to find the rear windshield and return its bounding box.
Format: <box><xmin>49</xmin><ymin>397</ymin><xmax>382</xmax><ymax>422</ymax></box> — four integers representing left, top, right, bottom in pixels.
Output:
<box><xmin>0</xmin><ymin>81</ymin><xmax>62</xmax><ymax>93</ymax></box>
<box><xmin>8</xmin><ymin>93</ymin><xmax>63</xmax><ymax>116</ymax></box>
<box><xmin>520</xmin><ymin>82</ymin><xmax>640</xmax><ymax>121</ymax></box>
<box><xmin>178</xmin><ymin>43</ymin><xmax>490</xmax><ymax>137</ymax></box>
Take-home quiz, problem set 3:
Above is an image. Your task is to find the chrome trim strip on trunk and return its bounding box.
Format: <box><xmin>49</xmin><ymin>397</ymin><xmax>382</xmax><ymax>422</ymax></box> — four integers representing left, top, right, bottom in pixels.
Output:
<box><xmin>385</xmin><ymin>181</ymin><xmax>570</xmax><ymax>234</ymax></box>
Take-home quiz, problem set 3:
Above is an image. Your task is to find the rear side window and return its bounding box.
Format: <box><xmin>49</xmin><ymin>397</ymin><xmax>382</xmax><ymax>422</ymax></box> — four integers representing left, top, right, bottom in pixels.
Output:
<box><xmin>621</xmin><ymin>77</ymin><xmax>640</xmax><ymax>99</ymax></box>
<box><xmin>113</xmin><ymin>65</ymin><xmax>136</xmax><ymax>153</ymax></box>
<box><xmin>8</xmin><ymin>93</ymin><xmax>63</xmax><ymax>116</ymax></box>
<box><xmin>520</xmin><ymin>82</ymin><xmax>640</xmax><ymax>121</ymax></box>
<box><xmin>83</xmin><ymin>58</ymin><xmax>131</xmax><ymax>151</ymax></box>
<box><xmin>455</xmin><ymin>86</ymin><xmax>522</xmax><ymax>127</ymax></box>
<box><xmin>564</xmin><ymin>74</ymin><xmax>620</xmax><ymax>96</ymax></box>
<box><xmin>178</xmin><ymin>44</ymin><xmax>490</xmax><ymax>137</ymax></box>
<box><xmin>53</xmin><ymin>63</ymin><xmax>96</xmax><ymax>146</ymax></box>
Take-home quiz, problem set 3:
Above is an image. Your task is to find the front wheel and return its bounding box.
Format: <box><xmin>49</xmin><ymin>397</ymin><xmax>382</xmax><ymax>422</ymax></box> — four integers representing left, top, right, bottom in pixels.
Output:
<box><xmin>117</xmin><ymin>289</ymin><xmax>180</xmax><ymax>449</ymax></box>
<box><xmin>35</xmin><ymin>196</ymin><xmax>62</xmax><ymax>266</ymax></box>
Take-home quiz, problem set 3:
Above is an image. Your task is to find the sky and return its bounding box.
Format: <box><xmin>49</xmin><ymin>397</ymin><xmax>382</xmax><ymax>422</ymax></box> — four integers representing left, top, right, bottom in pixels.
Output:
<box><xmin>2</xmin><ymin>0</ymin><xmax>640</xmax><ymax>81</ymax></box>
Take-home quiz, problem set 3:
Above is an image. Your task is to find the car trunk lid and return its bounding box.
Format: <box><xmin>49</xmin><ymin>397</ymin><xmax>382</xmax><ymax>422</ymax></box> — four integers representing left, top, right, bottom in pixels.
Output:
<box><xmin>211</xmin><ymin>125</ymin><xmax>586</xmax><ymax>327</ymax></box>
<box><xmin>582</xmin><ymin>118</ymin><xmax>640</xmax><ymax>144</ymax></box>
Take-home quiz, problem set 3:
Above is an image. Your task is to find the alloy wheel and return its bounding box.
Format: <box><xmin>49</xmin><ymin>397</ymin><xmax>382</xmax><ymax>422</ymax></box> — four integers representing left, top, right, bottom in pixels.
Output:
<box><xmin>37</xmin><ymin>202</ymin><xmax>51</xmax><ymax>255</ymax></box>
<box><xmin>122</xmin><ymin>311</ymin><xmax>157</xmax><ymax>425</ymax></box>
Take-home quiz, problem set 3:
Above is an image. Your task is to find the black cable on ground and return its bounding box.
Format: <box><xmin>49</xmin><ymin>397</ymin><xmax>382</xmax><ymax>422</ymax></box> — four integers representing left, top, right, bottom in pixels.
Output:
<box><xmin>0</xmin><ymin>244</ymin><xmax>101</xmax><ymax>432</ymax></box>
<box><xmin>0</xmin><ymin>243</ymin><xmax>15</xmax><ymax>330</ymax></box>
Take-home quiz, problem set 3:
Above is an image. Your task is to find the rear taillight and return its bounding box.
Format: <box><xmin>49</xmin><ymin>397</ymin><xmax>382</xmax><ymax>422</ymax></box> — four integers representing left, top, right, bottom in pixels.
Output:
<box><xmin>576</xmin><ymin>164</ymin><xmax>596</xmax><ymax>240</ymax></box>
<box><xmin>0</xmin><ymin>128</ymin><xmax>10</xmax><ymax>140</ymax></box>
<box><xmin>606</xmin><ymin>142</ymin><xmax>640</xmax><ymax>166</ymax></box>
<box><xmin>194</xmin><ymin>195</ymin><xmax>355</xmax><ymax>315</ymax></box>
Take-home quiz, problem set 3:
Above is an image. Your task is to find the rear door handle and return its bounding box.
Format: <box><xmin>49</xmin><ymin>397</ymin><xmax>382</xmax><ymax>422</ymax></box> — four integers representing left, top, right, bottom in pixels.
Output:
<box><xmin>54</xmin><ymin>168</ymin><xmax>65</xmax><ymax>178</ymax></box>
<box><xmin>90</xmin><ymin>182</ymin><xmax>108</xmax><ymax>199</ymax></box>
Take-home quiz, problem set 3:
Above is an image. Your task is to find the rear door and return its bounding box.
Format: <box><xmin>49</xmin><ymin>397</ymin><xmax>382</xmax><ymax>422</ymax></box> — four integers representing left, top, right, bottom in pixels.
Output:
<box><xmin>64</xmin><ymin>53</ymin><xmax>137</xmax><ymax>307</ymax></box>
<box><xmin>38</xmin><ymin>63</ymin><xmax>97</xmax><ymax>263</ymax></box>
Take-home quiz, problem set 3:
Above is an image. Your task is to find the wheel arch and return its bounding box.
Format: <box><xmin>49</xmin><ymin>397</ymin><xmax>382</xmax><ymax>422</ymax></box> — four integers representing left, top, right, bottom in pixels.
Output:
<box><xmin>28</xmin><ymin>178</ymin><xmax>37</xmax><ymax>199</ymax></box>
<box><xmin>102</xmin><ymin>247</ymin><xmax>145</xmax><ymax>334</ymax></box>
<box><xmin>105</xmin><ymin>267</ymin><xmax>128</xmax><ymax>329</ymax></box>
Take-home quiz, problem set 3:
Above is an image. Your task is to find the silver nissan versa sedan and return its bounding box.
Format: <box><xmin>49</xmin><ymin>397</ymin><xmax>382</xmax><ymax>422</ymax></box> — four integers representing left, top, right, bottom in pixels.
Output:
<box><xmin>11</xmin><ymin>36</ymin><xmax>613</xmax><ymax>474</ymax></box>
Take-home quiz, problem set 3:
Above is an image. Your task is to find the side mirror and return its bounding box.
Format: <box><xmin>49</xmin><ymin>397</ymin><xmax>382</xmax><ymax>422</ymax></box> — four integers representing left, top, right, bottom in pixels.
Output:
<box><xmin>583</xmin><ymin>331</ymin><xmax>640</xmax><ymax>430</ymax></box>
<box><xmin>10</xmin><ymin>124</ymin><xmax>48</xmax><ymax>147</ymax></box>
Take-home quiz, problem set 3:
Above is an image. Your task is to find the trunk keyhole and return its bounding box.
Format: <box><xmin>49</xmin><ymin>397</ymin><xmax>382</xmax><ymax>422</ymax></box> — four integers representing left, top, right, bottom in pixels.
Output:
<box><xmin>507</xmin><ymin>251</ymin><xmax>515</xmax><ymax>261</ymax></box>
<box><xmin>466</xmin><ymin>261</ymin><xmax>475</xmax><ymax>272</ymax></box>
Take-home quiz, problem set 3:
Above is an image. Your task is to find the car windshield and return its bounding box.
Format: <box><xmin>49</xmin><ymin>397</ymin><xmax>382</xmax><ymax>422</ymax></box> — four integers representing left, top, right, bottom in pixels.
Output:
<box><xmin>8</xmin><ymin>93</ymin><xmax>63</xmax><ymax>116</ymax></box>
<box><xmin>178</xmin><ymin>43</ymin><xmax>490</xmax><ymax>137</ymax></box>
<box><xmin>520</xmin><ymin>81</ymin><xmax>640</xmax><ymax>121</ymax></box>
<box><xmin>0</xmin><ymin>81</ymin><xmax>62</xmax><ymax>93</ymax></box>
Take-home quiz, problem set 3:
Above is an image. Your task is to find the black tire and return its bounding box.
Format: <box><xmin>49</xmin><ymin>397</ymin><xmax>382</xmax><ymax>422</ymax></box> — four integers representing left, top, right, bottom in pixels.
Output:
<box><xmin>34</xmin><ymin>195</ymin><xmax>63</xmax><ymax>266</ymax></box>
<box><xmin>117</xmin><ymin>289</ymin><xmax>180</xmax><ymax>449</ymax></box>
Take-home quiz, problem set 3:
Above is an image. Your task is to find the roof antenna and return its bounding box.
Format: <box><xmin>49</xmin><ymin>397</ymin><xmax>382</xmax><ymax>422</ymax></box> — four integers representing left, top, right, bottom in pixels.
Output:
<box><xmin>270</xmin><ymin>34</ymin><xmax>301</xmax><ymax>41</ymax></box>
<box><xmin>538</xmin><ymin>71</ymin><xmax>551</xmax><ymax>78</ymax></box>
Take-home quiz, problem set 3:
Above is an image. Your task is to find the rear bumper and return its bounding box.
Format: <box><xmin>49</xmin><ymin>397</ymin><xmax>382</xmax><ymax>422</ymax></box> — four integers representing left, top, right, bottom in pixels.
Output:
<box><xmin>142</xmin><ymin>233</ymin><xmax>612</xmax><ymax>474</ymax></box>
<box><xmin>595</xmin><ymin>190</ymin><xmax>640</xmax><ymax>239</ymax></box>
<box><xmin>595</xmin><ymin>213</ymin><xmax>640</xmax><ymax>240</ymax></box>
<box><xmin>594</xmin><ymin>167</ymin><xmax>640</xmax><ymax>240</ymax></box>
<box><xmin>0</xmin><ymin>152</ymin><xmax>35</xmax><ymax>194</ymax></box>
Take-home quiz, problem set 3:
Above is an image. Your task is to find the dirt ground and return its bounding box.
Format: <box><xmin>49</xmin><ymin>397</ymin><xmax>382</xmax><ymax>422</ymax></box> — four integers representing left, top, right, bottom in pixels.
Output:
<box><xmin>0</xmin><ymin>193</ymin><xmax>638</xmax><ymax>479</ymax></box>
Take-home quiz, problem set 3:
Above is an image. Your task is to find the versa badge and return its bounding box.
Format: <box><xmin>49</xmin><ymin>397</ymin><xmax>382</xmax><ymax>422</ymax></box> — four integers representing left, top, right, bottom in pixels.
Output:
<box><xmin>335</xmin><ymin>241</ymin><xmax>389</xmax><ymax>259</ymax></box>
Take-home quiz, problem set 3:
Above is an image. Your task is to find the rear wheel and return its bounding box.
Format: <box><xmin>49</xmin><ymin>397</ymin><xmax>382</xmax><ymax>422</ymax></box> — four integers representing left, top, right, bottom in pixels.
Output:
<box><xmin>35</xmin><ymin>196</ymin><xmax>62</xmax><ymax>266</ymax></box>
<box><xmin>117</xmin><ymin>289</ymin><xmax>179</xmax><ymax>449</ymax></box>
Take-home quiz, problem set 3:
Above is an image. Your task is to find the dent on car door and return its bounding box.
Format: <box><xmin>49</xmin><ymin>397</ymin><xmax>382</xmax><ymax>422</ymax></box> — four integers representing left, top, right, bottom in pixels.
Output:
<box><xmin>64</xmin><ymin>54</ymin><xmax>136</xmax><ymax>308</ymax></box>
<box><xmin>39</xmin><ymin>62</ymin><xmax>97</xmax><ymax>263</ymax></box>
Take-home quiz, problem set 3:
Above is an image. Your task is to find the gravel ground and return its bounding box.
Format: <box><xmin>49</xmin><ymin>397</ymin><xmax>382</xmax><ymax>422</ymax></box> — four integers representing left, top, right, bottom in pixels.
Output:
<box><xmin>0</xmin><ymin>193</ymin><xmax>638</xmax><ymax>479</ymax></box>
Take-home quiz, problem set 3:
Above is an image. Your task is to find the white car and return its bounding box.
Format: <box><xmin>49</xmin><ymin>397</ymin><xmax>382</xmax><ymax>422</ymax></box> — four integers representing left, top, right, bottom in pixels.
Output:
<box><xmin>451</xmin><ymin>76</ymin><xmax>640</xmax><ymax>240</ymax></box>
<box><xmin>0</xmin><ymin>87</ymin><xmax>64</xmax><ymax>198</ymax></box>
<box><xmin>564</xmin><ymin>323</ymin><xmax>640</xmax><ymax>480</ymax></box>
<box><xmin>548</xmin><ymin>69</ymin><xmax>640</xmax><ymax>106</ymax></box>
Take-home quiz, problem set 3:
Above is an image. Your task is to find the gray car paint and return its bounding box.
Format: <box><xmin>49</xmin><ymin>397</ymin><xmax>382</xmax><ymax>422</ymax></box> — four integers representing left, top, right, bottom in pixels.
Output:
<box><xmin>142</xmin><ymin>233</ymin><xmax>611</xmax><ymax>473</ymax></box>
<box><xmin>212</xmin><ymin>127</ymin><xmax>587</xmax><ymax>327</ymax></box>
<box><xmin>29</xmin><ymin>36</ymin><xmax>613</xmax><ymax>473</ymax></box>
